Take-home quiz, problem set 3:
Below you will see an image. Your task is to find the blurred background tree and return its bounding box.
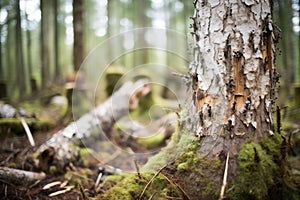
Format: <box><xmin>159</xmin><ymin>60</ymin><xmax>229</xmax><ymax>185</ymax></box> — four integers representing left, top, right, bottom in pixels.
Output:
<box><xmin>0</xmin><ymin>0</ymin><xmax>298</xmax><ymax>113</ymax></box>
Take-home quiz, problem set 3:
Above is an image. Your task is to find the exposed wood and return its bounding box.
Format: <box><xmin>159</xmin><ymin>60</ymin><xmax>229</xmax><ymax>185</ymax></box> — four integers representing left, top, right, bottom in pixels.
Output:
<box><xmin>37</xmin><ymin>79</ymin><xmax>150</xmax><ymax>172</ymax></box>
<box><xmin>0</xmin><ymin>167</ymin><xmax>46</xmax><ymax>186</ymax></box>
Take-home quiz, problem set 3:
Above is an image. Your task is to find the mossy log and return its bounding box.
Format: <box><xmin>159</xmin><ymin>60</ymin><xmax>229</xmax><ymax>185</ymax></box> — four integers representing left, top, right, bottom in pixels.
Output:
<box><xmin>37</xmin><ymin>79</ymin><xmax>150</xmax><ymax>172</ymax></box>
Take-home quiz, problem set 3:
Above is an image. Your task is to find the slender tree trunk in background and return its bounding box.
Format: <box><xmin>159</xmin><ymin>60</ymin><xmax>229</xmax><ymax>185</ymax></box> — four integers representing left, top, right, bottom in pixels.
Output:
<box><xmin>15</xmin><ymin>0</ymin><xmax>27</xmax><ymax>96</ymax></box>
<box><xmin>139</xmin><ymin>0</ymin><xmax>148</xmax><ymax>65</ymax></box>
<box><xmin>6</xmin><ymin>10</ymin><xmax>14</xmax><ymax>98</ymax></box>
<box><xmin>133</xmin><ymin>0</ymin><xmax>148</xmax><ymax>67</ymax></box>
<box><xmin>41</xmin><ymin>0</ymin><xmax>51</xmax><ymax>89</ymax></box>
<box><xmin>25</xmin><ymin>5</ymin><xmax>37</xmax><ymax>95</ymax></box>
<box><xmin>277</xmin><ymin>0</ymin><xmax>295</xmax><ymax>88</ymax></box>
<box><xmin>287</xmin><ymin>0</ymin><xmax>295</xmax><ymax>84</ymax></box>
<box><xmin>107</xmin><ymin>0</ymin><xmax>116</xmax><ymax>66</ymax></box>
<box><xmin>298</xmin><ymin>0</ymin><xmax>300</xmax><ymax>83</ymax></box>
<box><xmin>169</xmin><ymin>0</ymin><xmax>278</xmax><ymax>198</ymax></box>
<box><xmin>0</xmin><ymin>2</ymin><xmax>6</xmax><ymax>99</ymax></box>
<box><xmin>54</xmin><ymin>0</ymin><xmax>62</xmax><ymax>82</ymax></box>
<box><xmin>73</xmin><ymin>0</ymin><xmax>84</xmax><ymax>72</ymax></box>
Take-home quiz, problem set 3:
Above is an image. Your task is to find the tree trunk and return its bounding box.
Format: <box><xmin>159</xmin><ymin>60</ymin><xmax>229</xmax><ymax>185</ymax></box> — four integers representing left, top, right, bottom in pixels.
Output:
<box><xmin>164</xmin><ymin>0</ymin><xmax>278</xmax><ymax>199</ymax></box>
<box><xmin>54</xmin><ymin>0</ymin><xmax>62</xmax><ymax>82</ymax></box>
<box><xmin>41</xmin><ymin>0</ymin><xmax>51</xmax><ymax>89</ymax></box>
<box><xmin>16</xmin><ymin>0</ymin><xmax>27</xmax><ymax>96</ymax></box>
<box><xmin>0</xmin><ymin>3</ymin><xmax>6</xmax><ymax>99</ymax></box>
<box><xmin>73</xmin><ymin>0</ymin><xmax>84</xmax><ymax>72</ymax></box>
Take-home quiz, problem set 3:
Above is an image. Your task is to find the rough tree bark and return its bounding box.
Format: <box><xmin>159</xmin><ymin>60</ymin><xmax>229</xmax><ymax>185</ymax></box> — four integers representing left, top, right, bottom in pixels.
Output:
<box><xmin>188</xmin><ymin>0</ymin><xmax>276</xmax><ymax>158</ymax></box>
<box><xmin>164</xmin><ymin>0</ymin><xmax>279</xmax><ymax>199</ymax></box>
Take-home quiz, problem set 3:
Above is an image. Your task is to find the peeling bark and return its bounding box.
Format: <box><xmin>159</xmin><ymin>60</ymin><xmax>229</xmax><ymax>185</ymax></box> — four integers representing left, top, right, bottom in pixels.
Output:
<box><xmin>189</xmin><ymin>0</ymin><xmax>276</xmax><ymax>140</ymax></box>
<box><xmin>178</xmin><ymin>0</ymin><xmax>277</xmax><ymax>198</ymax></box>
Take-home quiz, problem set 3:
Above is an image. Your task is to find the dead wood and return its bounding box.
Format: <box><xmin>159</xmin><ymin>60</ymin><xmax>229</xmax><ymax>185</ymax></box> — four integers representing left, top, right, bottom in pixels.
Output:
<box><xmin>37</xmin><ymin>79</ymin><xmax>150</xmax><ymax>172</ymax></box>
<box><xmin>0</xmin><ymin>167</ymin><xmax>46</xmax><ymax>186</ymax></box>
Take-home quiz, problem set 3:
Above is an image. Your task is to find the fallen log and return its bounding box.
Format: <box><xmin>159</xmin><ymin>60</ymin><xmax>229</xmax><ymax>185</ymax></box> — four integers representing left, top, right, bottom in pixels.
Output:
<box><xmin>37</xmin><ymin>79</ymin><xmax>150</xmax><ymax>172</ymax></box>
<box><xmin>0</xmin><ymin>167</ymin><xmax>46</xmax><ymax>186</ymax></box>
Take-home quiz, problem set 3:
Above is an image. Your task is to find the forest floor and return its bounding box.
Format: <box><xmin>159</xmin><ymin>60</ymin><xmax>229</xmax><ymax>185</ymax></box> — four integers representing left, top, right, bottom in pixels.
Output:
<box><xmin>0</xmin><ymin>95</ymin><xmax>169</xmax><ymax>199</ymax></box>
<box><xmin>0</xmin><ymin>96</ymin><xmax>300</xmax><ymax>199</ymax></box>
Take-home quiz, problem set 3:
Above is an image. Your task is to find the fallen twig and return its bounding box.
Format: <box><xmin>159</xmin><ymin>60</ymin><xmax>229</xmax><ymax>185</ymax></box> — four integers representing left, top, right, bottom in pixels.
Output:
<box><xmin>161</xmin><ymin>173</ymin><xmax>190</xmax><ymax>200</ymax></box>
<box><xmin>219</xmin><ymin>152</ymin><xmax>230</xmax><ymax>200</ymax></box>
<box><xmin>43</xmin><ymin>181</ymin><xmax>61</xmax><ymax>190</ymax></box>
<box><xmin>94</xmin><ymin>172</ymin><xmax>102</xmax><ymax>189</ymax></box>
<box><xmin>134</xmin><ymin>159</ymin><xmax>141</xmax><ymax>179</ymax></box>
<box><xmin>48</xmin><ymin>186</ymin><xmax>74</xmax><ymax>197</ymax></box>
<box><xmin>139</xmin><ymin>164</ymin><xmax>167</xmax><ymax>200</ymax></box>
<box><xmin>21</xmin><ymin>117</ymin><xmax>35</xmax><ymax>146</ymax></box>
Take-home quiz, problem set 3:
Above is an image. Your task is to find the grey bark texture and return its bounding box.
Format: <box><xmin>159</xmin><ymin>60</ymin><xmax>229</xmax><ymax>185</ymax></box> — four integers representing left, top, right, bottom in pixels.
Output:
<box><xmin>176</xmin><ymin>0</ymin><xmax>277</xmax><ymax>198</ymax></box>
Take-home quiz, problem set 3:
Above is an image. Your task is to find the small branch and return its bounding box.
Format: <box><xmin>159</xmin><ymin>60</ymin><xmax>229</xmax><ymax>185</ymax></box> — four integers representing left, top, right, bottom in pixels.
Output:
<box><xmin>161</xmin><ymin>173</ymin><xmax>191</xmax><ymax>200</ymax></box>
<box><xmin>134</xmin><ymin>159</ymin><xmax>141</xmax><ymax>179</ymax></box>
<box><xmin>94</xmin><ymin>172</ymin><xmax>102</xmax><ymax>189</ymax></box>
<box><xmin>139</xmin><ymin>164</ymin><xmax>167</xmax><ymax>200</ymax></box>
<box><xmin>21</xmin><ymin>117</ymin><xmax>35</xmax><ymax>146</ymax></box>
<box><xmin>219</xmin><ymin>152</ymin><xmax>230</xmax><ymax>200</ymax></box>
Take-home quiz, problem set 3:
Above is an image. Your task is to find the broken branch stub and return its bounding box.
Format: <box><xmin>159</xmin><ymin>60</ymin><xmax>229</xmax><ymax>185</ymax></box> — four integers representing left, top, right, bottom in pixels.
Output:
<box><xmin>0</xmin><ymin>167</ymin><xmax>46</xmax><ymax>186</ymax></box>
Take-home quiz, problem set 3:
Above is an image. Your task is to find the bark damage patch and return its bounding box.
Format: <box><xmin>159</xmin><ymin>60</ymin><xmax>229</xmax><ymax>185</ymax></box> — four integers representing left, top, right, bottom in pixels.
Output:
<box><xmin>231</xmin><ymin>53</ymin><xmax>249</xmax><ymax>110</ymax></box>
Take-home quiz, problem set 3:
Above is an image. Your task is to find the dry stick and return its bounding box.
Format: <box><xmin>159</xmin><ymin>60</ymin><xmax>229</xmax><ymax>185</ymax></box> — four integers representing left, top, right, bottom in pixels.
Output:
<box><xmin>219</xmin><ymin>152</ymin><xmax>230</xmax><ymax>200</ymax></box>
<box><xmin>148</xmin><ymin>192</ymin><xmax>157</xmax><ymax>200</ymax></box>
<box><xmin>134</xmin><ymin>159</ymin><xmax>141</xmax><ymax>179</ymax></box>
<box><xmin>161</xmin><ymin>173</ymin><xmax>191</xmax><ymax>200</ymax></box>
<box><xmin>48</xmin><ymin>186</ymin><xmax>74</xmax><ymax>197</ymax></box>
<box><xmin>43</xmin><ymin>181</ymin><xmax>62</xmax><ymax>190</ymax></box>
<box><xmin>21</xmin><ymin>118</ymin><xmax>35</xmax><ymax>146</ymax></box>
<box><xmin>139</xmin><ymin>164</ymin><xmax>167</xmax><ymax>200</ymax></box>
<box><xmin>94</xmin><ymin>172</ymin><xmax>102</xmax><ymax>189</ymax></box>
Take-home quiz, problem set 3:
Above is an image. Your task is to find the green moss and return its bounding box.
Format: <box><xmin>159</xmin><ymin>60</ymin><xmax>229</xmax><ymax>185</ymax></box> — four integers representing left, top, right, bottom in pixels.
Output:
<box><xmin>143</xmin><ymin>130</ymin><xmax>197</xmax><ymax>171</ymax></box>
<box><xmin>177</xmin><ymin>162</ymin><xmax>189</xmax><ymax>172</ymax></box>
<box><xmin>0</xmin><ymin>118</ymin><xmax>53</xmax><ymax>136</ymax></box>
<box><xmin>96</xmin><ymin>173</ymin><xmax>181</xmax><ymax>200</ymax></box>
<box><xmin>105</xmin><ymin>67</ymin><xmax>125</xmax><ymax>96</ymax></box>
<box><xmin>49</xmin><ymin>165</ymin><xmax>57</xmax><ymax>174</ymax></box>
<box><xmin>235</xmin><ymin>141</ymin><xmax>276</xmax><ymax>199</ymax></box>
<box><xmin>173</xmin><ymin>144</ymin><xmax>221</xmax><ymax>199</ymax></box>
<box><xmin>8</xmin><ymin>162</ymin><xmax>16</xmax><ymax>168</ymax></box>
<box><xmin>137</xmin><ymin>132</ymin><xmax>166</xmax><ymax>150</ymax></box>
<box><xmin>228</xmin><ymin>135</ymin><xmax>300</xmax><ymax>200</ymax></box>
<box><xmin>64</xmin><ymin>168</ymin><xmax>94</xmax><ymax>186</ymax></box>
